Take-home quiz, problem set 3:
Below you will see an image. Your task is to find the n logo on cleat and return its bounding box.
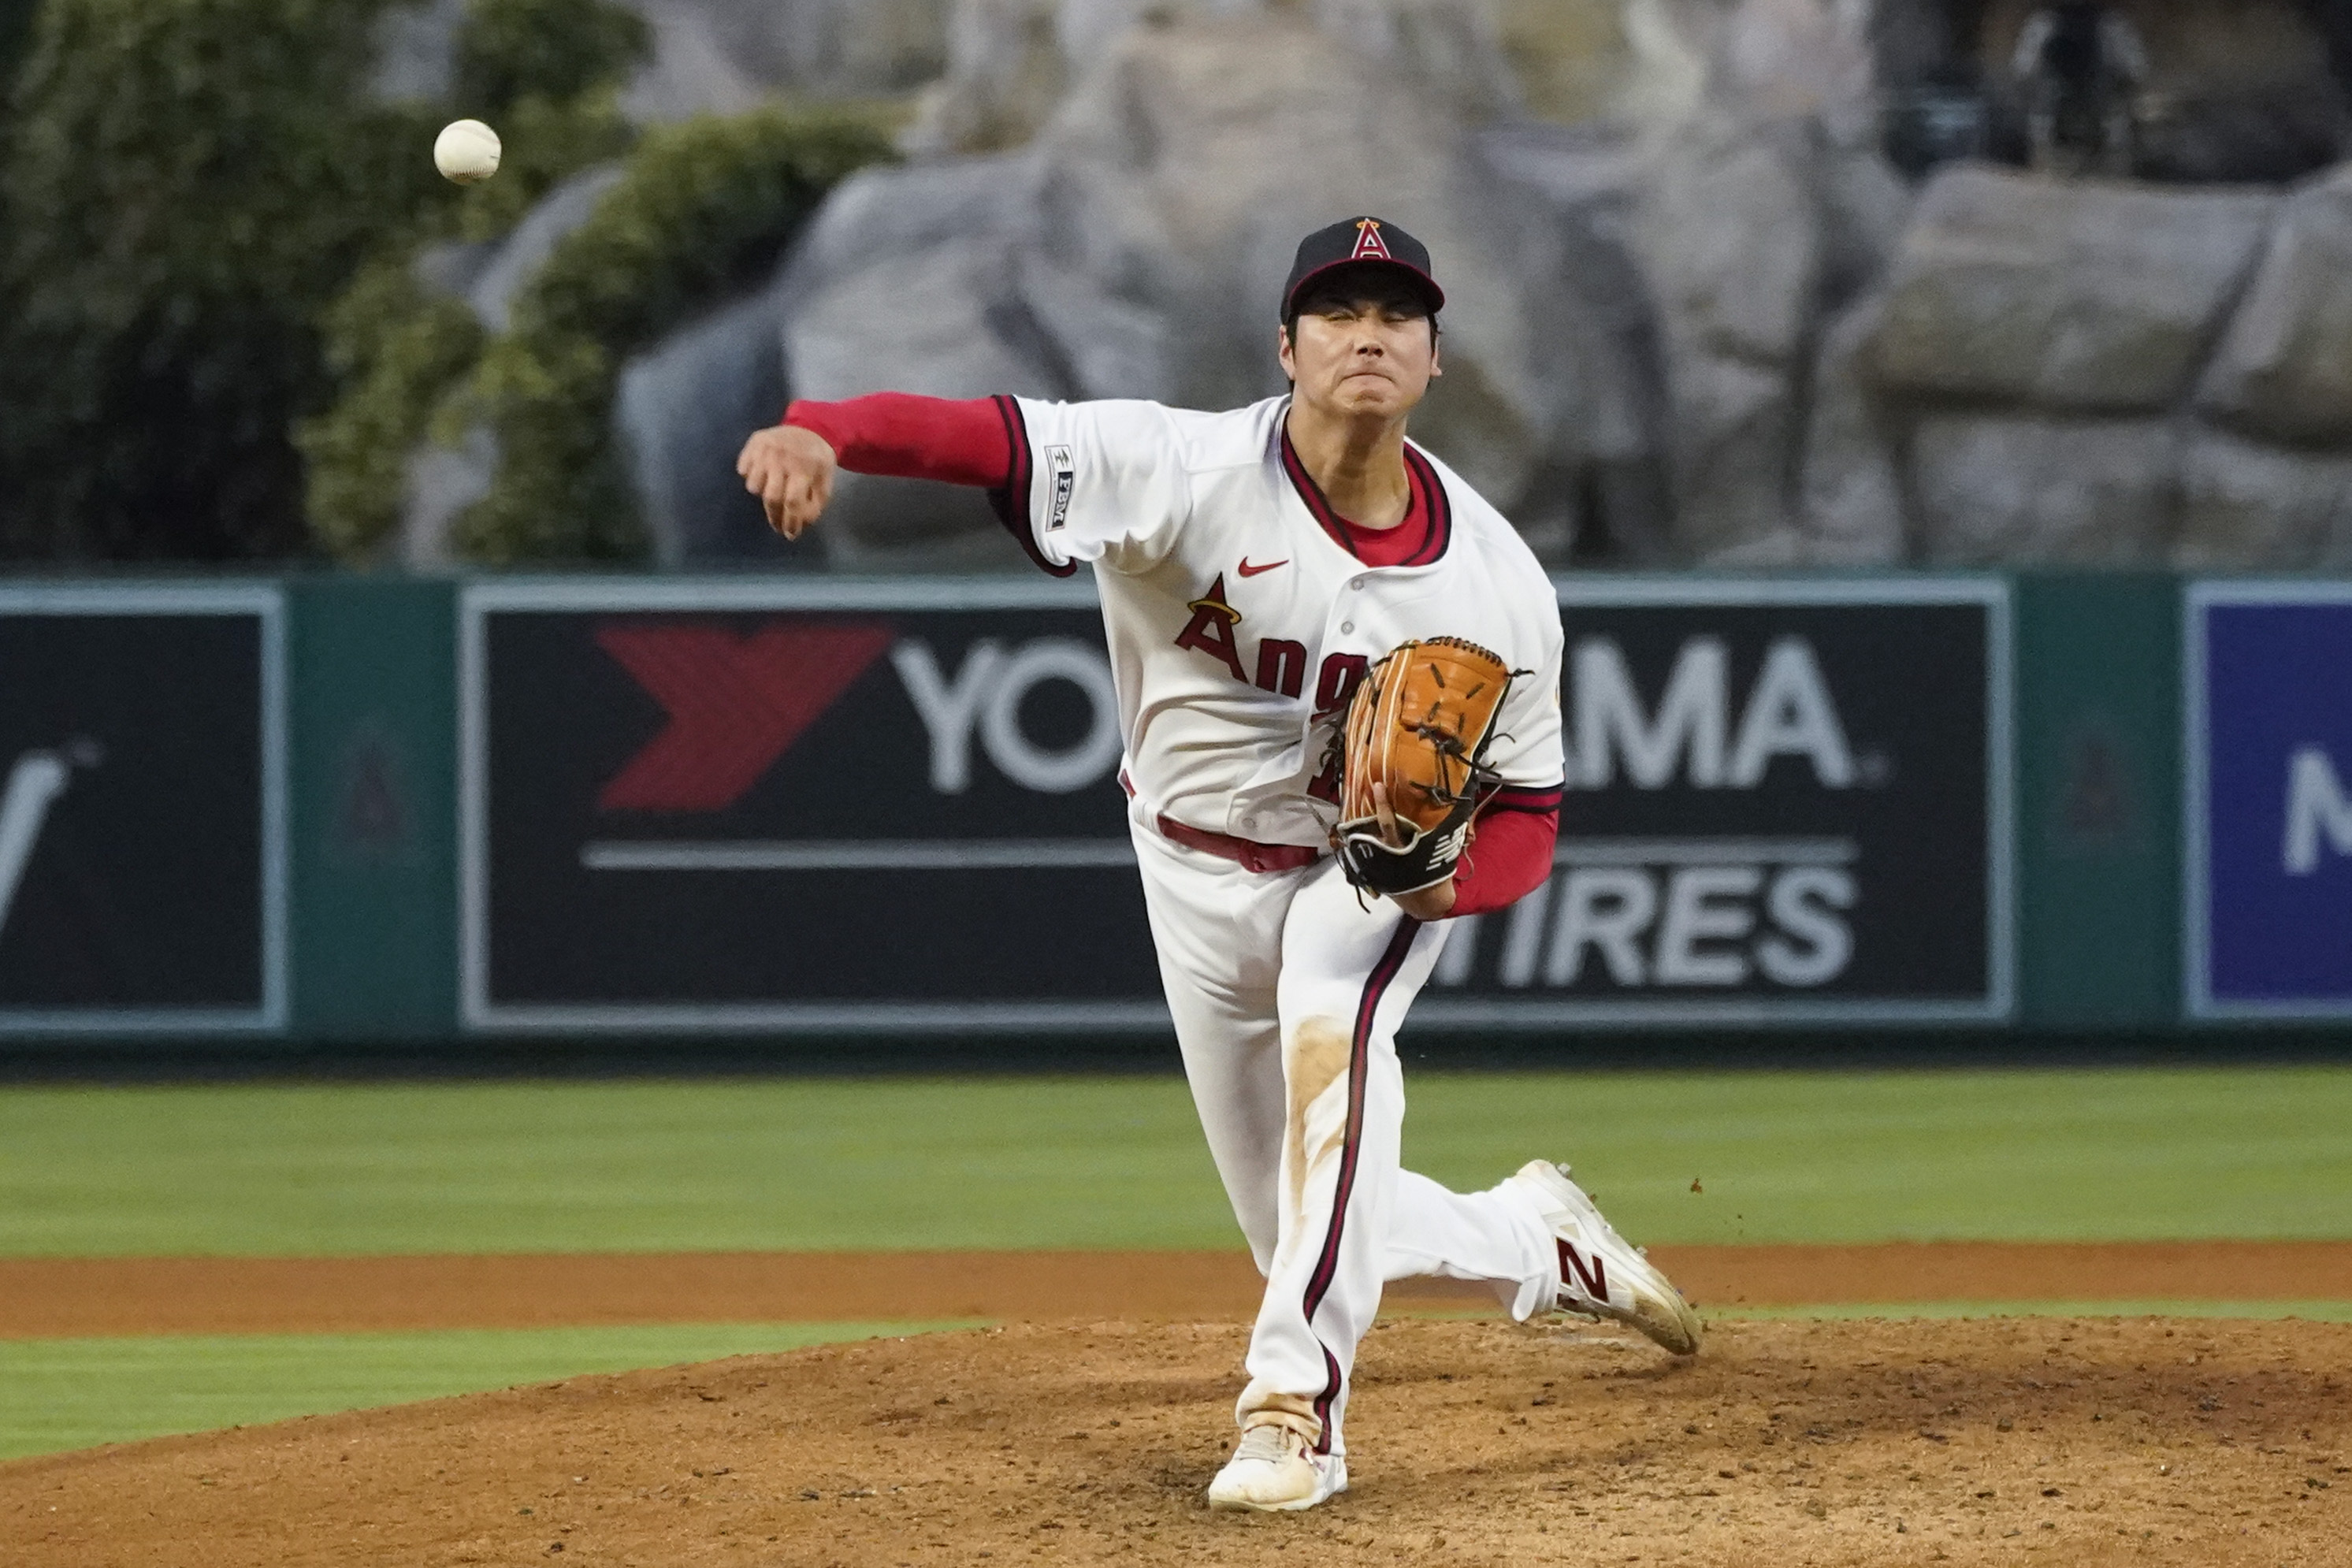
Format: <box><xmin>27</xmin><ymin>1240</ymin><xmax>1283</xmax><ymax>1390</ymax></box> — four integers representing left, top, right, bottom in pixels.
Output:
<box><xmin>1559</xmin><ymin>1239</ymin><xmax>1609</xmax><ymax>1303</ymax></box>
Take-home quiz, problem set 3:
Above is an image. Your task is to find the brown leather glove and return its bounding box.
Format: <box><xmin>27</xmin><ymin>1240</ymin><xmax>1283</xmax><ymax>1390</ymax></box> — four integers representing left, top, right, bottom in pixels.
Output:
<box><xmin>1332</xmin><ymin>637</ymin><xmax>1517</xmax><ymax>897</ymax></box>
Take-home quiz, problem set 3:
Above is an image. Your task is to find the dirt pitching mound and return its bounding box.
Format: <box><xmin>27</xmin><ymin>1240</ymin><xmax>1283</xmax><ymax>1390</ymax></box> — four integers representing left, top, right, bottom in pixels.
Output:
<box><xmin>5</xmin><ymin>1317</ymin><xmax>2346</xmax><ymax>1567</ymax></box>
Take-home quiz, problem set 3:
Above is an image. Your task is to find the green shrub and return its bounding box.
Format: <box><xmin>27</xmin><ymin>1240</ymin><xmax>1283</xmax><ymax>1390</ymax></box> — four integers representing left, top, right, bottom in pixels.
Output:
<box><xmin>448</xmin><ymin>106</ymin><xmax>894</xmax><ymax>564</ymax></box>
<box><xmin>440</xmin><ymin>0</ymin><xmax>645</xmax><ymax>240</ymax></box>
<box><xmin>0</xmin><ymin>0</ymin><xmax>41</xmax><ymax>95</ymax></box>
<box><xmin>0</xmin><ymin>0</ymin><xmax>425</xmax><ymax>559</ymax></box>
<box><xmin>297</xmin><ymin>90</ymin><xmax>635</xmax><ymax>562</ymax></box>
<box><xmin>0</xmin><ymin>0</ymin><xmax>645</xmax><ymax>562</ymax></box>
<box><xmin>454</xmin><ymin>0</ymin><xmax>645</xmax><ymax>113</ymax></box>
<box><xmin>448</xmin><ymin>89</ymin><xmax>638</xmax><ymax>243</ymax></box>
<box><xmin>295</xmin><ymin>258</ymin><xmax>485</xmax><ymax>561</ymax></box>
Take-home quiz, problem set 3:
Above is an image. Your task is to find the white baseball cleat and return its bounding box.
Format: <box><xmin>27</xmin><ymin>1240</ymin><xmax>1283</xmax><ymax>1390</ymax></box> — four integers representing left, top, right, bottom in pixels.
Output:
<box><xmin>1206</xmin><ymin>1422</ymin><xmax>1348</xmax><ymax>1512</ymax></box>
<box><xmin>1508</xmin><ymin>1159</ymin><xmax>1703</xmax><ymax>1356</ymax></box>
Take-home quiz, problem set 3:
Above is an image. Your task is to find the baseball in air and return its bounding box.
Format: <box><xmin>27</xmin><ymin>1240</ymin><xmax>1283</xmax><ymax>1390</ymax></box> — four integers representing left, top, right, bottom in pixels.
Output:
<box><xmin>433</xmin><ymin>119</ymin><xmax>501</xmax><ymax>184</ymax></box>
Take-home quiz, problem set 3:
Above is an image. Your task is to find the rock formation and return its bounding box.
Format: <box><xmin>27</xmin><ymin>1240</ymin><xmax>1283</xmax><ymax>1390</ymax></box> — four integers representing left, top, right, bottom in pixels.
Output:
<box><xmin>782</xmin><ymin>10</ymin><xmax>1654</xmax><ymax>568</ymax></box>
<box><xmin>373</xmin><ymin>0</ymin><xmax>953</xmax><ymax>121</ymax></box>
<box><xmin>384</xmin><ymin>0</ymin><xmax>2352</xmax><ymax>570</ymax></box>
<box><xmin>1797</xmin><ymin>162</ymin><xmax>2352</xmax><ymax>569</ymax></box>
<box><xmin>622</xmin><ymin>0</ymin><xmax>951</xmax><ymax>122</ymax></box>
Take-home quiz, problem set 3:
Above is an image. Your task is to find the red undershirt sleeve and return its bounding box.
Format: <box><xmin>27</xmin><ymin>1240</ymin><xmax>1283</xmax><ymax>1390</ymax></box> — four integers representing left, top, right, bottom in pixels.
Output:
<box><xmin>1448</xmin><ymin>790</ymin><xmax>1562</xmax><ymax>919</ymax></box>
<box><xmin>782</xmin><ymin>393</ymin><xmax>1015</xmax><ymax>489</ymax></box>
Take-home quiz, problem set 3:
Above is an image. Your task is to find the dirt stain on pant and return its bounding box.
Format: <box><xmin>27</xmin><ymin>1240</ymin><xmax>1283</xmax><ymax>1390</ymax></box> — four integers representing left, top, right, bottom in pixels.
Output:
<box><xmin>1282</xmin><ymin>1017</ymin><xmax>1354</xmax><ymax>1228</ymax></box>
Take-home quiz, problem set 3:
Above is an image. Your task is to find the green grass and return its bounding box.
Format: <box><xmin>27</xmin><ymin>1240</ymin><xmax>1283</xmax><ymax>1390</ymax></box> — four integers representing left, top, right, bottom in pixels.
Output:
<box><xmin>6</xmin><ymin>1069</ymin><xmax>2339</xmax><ymax>1468</ymax></box>
<box><xmin>0</xmin><ymin>1321</ymin><xmax>974</xmax><ymax>1461</ymax></box>
<box><xmin>3</xmin><ymin>1068</ymin><xmax>2347</xmax><ymax>1254</ymax></box>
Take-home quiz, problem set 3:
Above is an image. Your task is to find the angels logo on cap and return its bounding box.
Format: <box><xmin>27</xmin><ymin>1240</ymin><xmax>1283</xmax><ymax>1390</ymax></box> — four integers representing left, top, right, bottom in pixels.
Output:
<box><xmin>1281</xmin><ymin>215</ymin><xmax>1445</xmax><ymax>321</ymax></box>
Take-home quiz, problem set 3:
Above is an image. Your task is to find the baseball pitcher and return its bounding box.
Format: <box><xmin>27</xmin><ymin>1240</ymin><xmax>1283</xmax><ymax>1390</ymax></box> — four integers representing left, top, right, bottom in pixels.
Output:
<box><xmin>736</xmin><ymin>217</ymin><xmax>1700</xmax><ymax>1513</ymax></box>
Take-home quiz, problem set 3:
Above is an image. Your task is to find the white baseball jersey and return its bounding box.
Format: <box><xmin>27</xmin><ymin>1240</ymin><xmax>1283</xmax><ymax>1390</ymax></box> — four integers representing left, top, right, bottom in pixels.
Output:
<box><xmin>990</xmin><ymin>394</ymin><xmax>1566</xmax><ymax>841</ymax></box>
<box><xmin>972</xmin><ymin>391</ymin><xmax>1578</xmax><ymax>1463</ymax></box>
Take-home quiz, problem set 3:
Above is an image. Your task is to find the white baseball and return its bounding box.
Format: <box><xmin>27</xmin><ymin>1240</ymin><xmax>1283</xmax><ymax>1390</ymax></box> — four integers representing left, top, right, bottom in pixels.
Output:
<box><xmin>433</xmin><ymin>120</ymin><xmax>501</xmax><ymax>184</ymax></box>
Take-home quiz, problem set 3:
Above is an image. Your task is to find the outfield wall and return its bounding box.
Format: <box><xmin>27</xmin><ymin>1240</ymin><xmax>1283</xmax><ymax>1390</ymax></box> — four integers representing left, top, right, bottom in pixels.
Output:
<box><xmin>0</xmin><ymin>571</ymin><xmax>2343</xmax><ymax>1047</ymax></box>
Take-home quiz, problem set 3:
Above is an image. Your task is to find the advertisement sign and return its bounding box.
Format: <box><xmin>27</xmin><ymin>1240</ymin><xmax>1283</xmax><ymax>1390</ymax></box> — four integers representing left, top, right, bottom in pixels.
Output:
<box><xmin>2187</xmin><ymin>582</ymin><xmax>2352</xmax><ymax>1020</ymax></box>
<box><xmin>1421</xmin><ymin>579</ymin><xmax>2013</xmax><ymax>1026</ymax></box>
<box><xmin>463</xmin><ymin>580</ymin><xmax>1157</xmax><ymax>1031</ymax></box>
<box><xmin>0</xmin><ymin>585</ymin><xmax>286</xmax><ymax>1034</ymax></box>
<box><xmin>465</xmin><ymin>577</ymin><xmax>2010</xmax><ymax>1034</ymax></box>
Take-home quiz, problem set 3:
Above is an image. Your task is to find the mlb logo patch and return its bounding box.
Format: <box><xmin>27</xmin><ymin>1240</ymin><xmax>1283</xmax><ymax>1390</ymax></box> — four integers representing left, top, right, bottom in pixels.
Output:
<box><xmin>1046</xmin><ymin>446</ymin><xmax>1076</xmax><ymax>531</ymax></box>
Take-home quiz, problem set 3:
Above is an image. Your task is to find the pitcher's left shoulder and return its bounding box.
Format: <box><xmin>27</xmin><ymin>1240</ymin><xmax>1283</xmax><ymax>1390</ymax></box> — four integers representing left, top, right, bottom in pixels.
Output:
<box><xmin>1414</xmin><ymin>448</ymin><xmax>1548</xmax><ymax>566</ymax></box>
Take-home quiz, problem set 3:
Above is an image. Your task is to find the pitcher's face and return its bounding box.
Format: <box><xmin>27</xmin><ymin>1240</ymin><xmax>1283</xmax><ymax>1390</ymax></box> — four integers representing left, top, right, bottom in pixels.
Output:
<box><xmin>1279</xmin><ymin>277</ymin><xmax>1440</xmax><ymax>422</ymax></box>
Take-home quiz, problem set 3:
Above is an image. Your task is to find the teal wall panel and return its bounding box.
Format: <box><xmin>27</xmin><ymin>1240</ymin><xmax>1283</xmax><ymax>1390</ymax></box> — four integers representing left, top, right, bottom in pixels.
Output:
<box><xmin>287</xmin><ymin>578</ymin><xmax>457</xmax><ymax>1040</ymax></box>
<box><xmin>2014</xmin><ymin>573</ymin><xmax>2180</xmax><ymax>1028</ymax></box>
<box><xmin>0</xmin><ymin>570</ymin><xmax>2238</xmax><ymax>1046</ymax></box>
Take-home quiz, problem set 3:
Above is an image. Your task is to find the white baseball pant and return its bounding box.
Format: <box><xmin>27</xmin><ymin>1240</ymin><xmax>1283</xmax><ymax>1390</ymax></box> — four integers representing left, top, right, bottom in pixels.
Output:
<box><xmin>1129</xmin><ymin>808</ymin><xmax>1562</xmax><ymax>1457</ymax></box>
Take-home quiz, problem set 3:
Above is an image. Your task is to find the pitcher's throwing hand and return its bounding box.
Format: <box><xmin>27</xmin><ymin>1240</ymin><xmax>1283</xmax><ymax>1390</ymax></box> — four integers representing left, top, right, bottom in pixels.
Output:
<box><xmin>736</xmin><ymin>422</ymin><xmax>836</xmax><ymax>538</ymax></box>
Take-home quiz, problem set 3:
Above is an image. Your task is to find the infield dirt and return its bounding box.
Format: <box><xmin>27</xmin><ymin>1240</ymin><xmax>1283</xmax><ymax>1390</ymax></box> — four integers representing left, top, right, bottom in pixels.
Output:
<box><xmin>7</xmin><ymin>1242</ymin><xmax>2350</xmax><ymax>1335</ymax></box>
<box><xmin>6</xmin><ymin>1316</ymin><xmax>2346</xmax><ymax>1567</ymax></box>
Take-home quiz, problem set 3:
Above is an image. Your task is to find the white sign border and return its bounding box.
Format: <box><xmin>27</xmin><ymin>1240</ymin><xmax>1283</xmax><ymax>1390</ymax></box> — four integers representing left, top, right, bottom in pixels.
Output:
<box><xmin>2183</xmin><ymin>578</ymin><xmax>2352</xmax><ymax>1023</ymax></box>
<box><xmin>0</xmin><ymin>583</ymin><xmax>288</xmax><ymax>1036</ymax></box>
<box><xmin>461</xmin><ymin>577</ymin><xmax>1112</xmax><ymax>1034</ymax></box>
<box><xmin>462</xmin><ymin>574</ymin><xmax>2013</xmax><ymax>1034</ymax></box>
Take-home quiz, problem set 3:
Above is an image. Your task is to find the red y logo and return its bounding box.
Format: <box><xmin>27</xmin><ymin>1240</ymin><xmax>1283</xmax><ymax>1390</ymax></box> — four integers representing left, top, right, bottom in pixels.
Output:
<box><xmin>596</xmin><ymin>622</ymin><xmax>894</xmax><ymax>812</ymax></box>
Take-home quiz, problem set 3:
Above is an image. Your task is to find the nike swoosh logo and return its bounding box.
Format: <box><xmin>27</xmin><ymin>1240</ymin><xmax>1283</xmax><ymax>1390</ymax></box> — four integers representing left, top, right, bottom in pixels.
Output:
<box><xmin>1237</xmin><ymin>558</ymin><xmax>1288</xmax><ymax>578</ymax></box>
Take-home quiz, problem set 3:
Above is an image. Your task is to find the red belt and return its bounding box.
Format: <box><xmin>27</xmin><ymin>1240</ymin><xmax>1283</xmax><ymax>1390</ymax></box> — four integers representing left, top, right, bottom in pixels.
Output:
<box><xmin>1156</xmin><ymin>814</ymin><xmax>1323</xmax><ymax>874</ymax></box>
